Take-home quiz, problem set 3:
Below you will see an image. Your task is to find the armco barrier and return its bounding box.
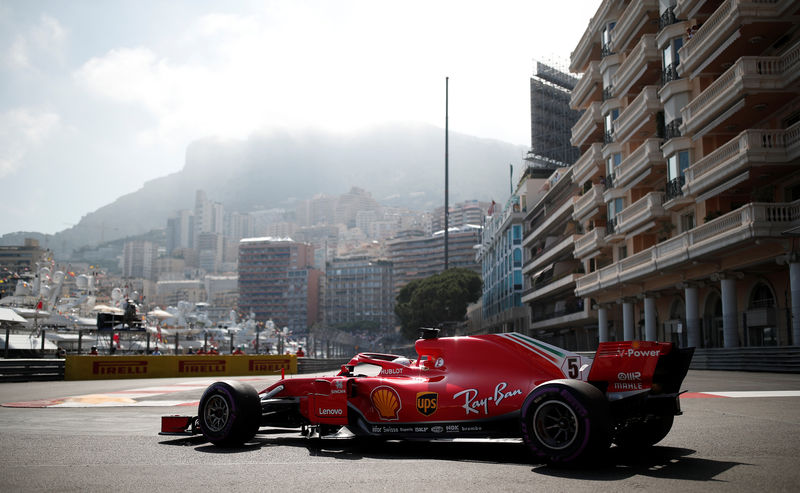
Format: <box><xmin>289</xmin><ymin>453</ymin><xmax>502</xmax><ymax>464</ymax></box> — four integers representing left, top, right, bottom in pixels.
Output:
<box><xmin>297</xmin><ymin>358</ymin><xmax>351</xmax><ymax>374</ymax></box>
<box><xmin>65</xmin><ymin>354</ymin><xmax>297</xmax><ymax>380</ymax></box>
<box><xmin>0</xmin><ymin>359</ymin><xmax>65</xmax><ymax>382</ymax></box>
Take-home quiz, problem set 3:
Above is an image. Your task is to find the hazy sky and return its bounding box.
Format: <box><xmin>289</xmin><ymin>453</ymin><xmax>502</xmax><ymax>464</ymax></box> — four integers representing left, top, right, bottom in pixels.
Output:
<box><xmin>1</xmin><ymin>0</ymin><xmax>598</xmax><ymax>236</ymax></box>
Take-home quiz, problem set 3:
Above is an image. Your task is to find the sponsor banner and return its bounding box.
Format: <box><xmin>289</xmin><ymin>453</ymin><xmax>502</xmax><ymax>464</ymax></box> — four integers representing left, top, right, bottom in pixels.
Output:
<box><xmin>65</xmin><ymin>355</ymin><xmax>297</xmax><ymax>380</ymax></box>
<box><xmin>368</xmin><ymin>423</ymin><xmax>487</xmax><ymax>435</ymax></box>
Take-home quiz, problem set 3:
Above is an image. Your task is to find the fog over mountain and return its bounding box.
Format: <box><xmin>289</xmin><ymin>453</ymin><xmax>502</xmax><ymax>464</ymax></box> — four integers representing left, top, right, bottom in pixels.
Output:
<box><xmin>2</xmin><ymin>123</ymin><xmax>526</xmax><ymax>256</ymax></box>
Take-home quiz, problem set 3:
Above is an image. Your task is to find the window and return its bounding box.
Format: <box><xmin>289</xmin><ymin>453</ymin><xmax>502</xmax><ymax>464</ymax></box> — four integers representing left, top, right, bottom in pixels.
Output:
<box><xmin>680</xmin><ymin>212</ymin><xmax>695</xmax><ymax>232</ymax></box>
<box><xmin>512</xmin><ymin>225</ymin><xmax>522</xmax><ymax>244</ymax></box>
<box><xmin>619</xmin><ymin>245</ymin><xmax>627</xmax><ymax>260</ymax></box>
<box><xmin>667</xmin><ymin>151</ymin><xmax>690</xmax><ymax>181</ymax></box>
<box><xmin>604</xmin><ymin>109</ymin><xmax>619</xmax><ymax>133</ymax></box>
<box><xmin>606</xmin><ymin>153</ymin><xmax>621</xmax><ymax>179</ymax></box>
<box><xmin>601</xmin><ymin>21</ymin><xmax>616</xmax><ymax>55</ymax></box>
<box><xmin>662</xmin><ymin>37</ymin><xmax>684</xmax><ymax>84</ymax></box>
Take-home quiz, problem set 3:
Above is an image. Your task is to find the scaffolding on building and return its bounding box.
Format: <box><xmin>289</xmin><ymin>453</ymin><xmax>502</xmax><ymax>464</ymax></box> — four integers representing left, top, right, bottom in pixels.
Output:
<box><xmin>528</xmin><ymin>60</ymin><xmax>582</xmax><ymax>169</ymax></box>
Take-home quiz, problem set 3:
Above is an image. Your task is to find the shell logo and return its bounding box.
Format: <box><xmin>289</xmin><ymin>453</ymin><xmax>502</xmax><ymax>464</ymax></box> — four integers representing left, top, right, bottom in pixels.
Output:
<box><xmin>370</xmin><ymin>386</ymin><xmax>401</xmax><ymax>420</ymax></box>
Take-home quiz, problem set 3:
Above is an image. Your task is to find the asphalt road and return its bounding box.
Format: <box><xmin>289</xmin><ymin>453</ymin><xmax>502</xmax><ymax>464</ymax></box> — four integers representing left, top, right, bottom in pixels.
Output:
<box><xmin>0</xmin><ymin>370</ymin><xmax>798</xmax><ymax>493</ymax></box>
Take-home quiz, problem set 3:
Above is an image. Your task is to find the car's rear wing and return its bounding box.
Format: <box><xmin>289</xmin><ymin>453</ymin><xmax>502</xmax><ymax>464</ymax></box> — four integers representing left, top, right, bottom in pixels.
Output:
<box><xmin>587</xmin><ymin>341</ymin><xmax>694</xmax><ymax>397</ymax></box>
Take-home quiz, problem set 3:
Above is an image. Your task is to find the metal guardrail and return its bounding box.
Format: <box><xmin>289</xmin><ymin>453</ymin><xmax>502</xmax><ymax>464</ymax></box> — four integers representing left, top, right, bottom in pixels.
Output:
<box><xmin>0</xmin><ymin>359</ymin><xmax>65</xmax><ymax>382</ymax></box>
<box><xmin>297</xmin><ymin>358</ymin><xmax>350</xmax><ymax>374</ymax></box>
<box><xmin>3</xmin><ymin>347</ymin><xmax>799</xmax><ymax>382</ymax></box>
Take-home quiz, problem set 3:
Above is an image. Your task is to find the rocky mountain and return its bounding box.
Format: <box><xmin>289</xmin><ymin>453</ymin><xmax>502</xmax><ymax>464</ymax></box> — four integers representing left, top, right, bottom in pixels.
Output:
<box><xmin>3</xmin><ymin>123</ymin><xmax>527</xmax><ymax>256</ymax></box>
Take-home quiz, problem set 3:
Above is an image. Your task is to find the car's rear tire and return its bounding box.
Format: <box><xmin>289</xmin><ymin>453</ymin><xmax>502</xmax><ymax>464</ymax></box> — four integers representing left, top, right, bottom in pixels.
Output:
<box><xmin>613</xmin><ymin>414</ymin><xmax>674</xmax><ymax>449</ymax></box>
<box><xmin>520</xmin><ymin>380</ymin><xmax>609</xmax><ymax>464</ymax></box>
<box><xmin>198</xmin><ymin>380</ymin><xmax>261</xmax><ymax>446</ymax></box>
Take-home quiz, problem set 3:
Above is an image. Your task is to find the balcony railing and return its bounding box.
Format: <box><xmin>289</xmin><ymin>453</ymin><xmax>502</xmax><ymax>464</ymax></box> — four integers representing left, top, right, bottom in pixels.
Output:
<box><xmin>606</xmin><ymin>217</ymin><xmax>617</xmax><ymax>236</ymax></box>
<box><xmin>574</xmin><ymin>227</ymin><xmax>608</xmax><ymax>259</ymax></box>
<box><xmin>613</xmin><ymin>34</ymin><xmax>659</xmax><ymax>98</ymax></box>
<box><xmin>611</xmin><ymin>0</ymin><xmax>659</xmax><ymax>53</ymax></box>
<box><xmin>659</xmin><ymin>5</ymin><xmax>679</xmax><ymax>30</ymax></box>
<box><xmin>570</xmin><ymin>61</ymin><xmax>601</xmax><ymax>110</ymax></box>
<box><xmin>575</xmin><ymin>199</ymin><xmax>800</xmax><ymax>296</ymax></box>
<box><xmin>572</xmin><ymin>143</ymin><xmax>604</xmax><ymax>185</ymax></box>
<box><xmin>666</xmin><ymin>176</ymin><xmax>686</xmax><ymax>201</ymax></box>
<box><xmin>681</xmin><ymin>45</ymin><xmax>800</xmax><ymax>134</ymax></box>
<box><xmin>523</xmin><ymin>196</ymin><xmax>577</xmax><ymax>247</ymax></box>
<box><xmin>678</xmin><ymin>0</ymin><xmax>788</xmax><ymax>77</ymax></box>
<box><xmin>616</xmin><ymin>191</ymin><xmax>667</xmax><ymax>235</ymax></box>
<box><xmin>613</xmin><ymin>86</ymin><xmax>661</xmax><ymax>142</ymax></box>
<box><xmin>572</xmin><ymin>184</ymin><xmax>605</xmax><ymax>223</ymax></box>
<box><xmin>615</xmin><ymin>138</ymin><xmax>665</xmax><ymax>188</ymax></box>
<box><xmin>661</xmin><ymin>63</ymin><xmax>680</xmax><ymax>86</ymax></box>
<box><xmin>571</xmin><ymin>101</ymin><xmax>603</xmax><ymax>148</ymax></box>
<box><xmin>664</xmin><ymin>118</ymin><xmax>682</xmax><ymax>140</ymax></box>
<box><xmin>684</xmin><ymin>122</ymin><xmax>800</xmax><ymax>196</ymax></box>
<box><xmin>524</xmin><ymin>234</ymin><xmax>577</xmax><ymax>275</ymax></box>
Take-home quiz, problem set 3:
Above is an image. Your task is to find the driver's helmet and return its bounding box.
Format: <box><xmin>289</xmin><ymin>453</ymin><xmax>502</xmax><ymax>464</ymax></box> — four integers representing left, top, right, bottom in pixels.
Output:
<box><xmin>391</xmin><ymin>356</ymin><xmax>411</xmax><ymax>366</ymax></box>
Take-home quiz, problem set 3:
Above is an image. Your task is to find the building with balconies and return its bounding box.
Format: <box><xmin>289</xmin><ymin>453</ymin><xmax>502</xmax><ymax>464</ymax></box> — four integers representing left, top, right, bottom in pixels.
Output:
<box><xmin>569</xmin><ymin>0</ymin><xmax>800</xmax><ymax>349</ymax></box>
<box><xmin>237</xmin><ymin>237</ymin><xmax>321</xmax><ymax>334</ymax></box>
<box><xmin>522</xmin><ymin>166</ymin><xmax>598</xmax><ymax>350</ymax></box>
<box><xmin>477</xmin><ymin>194</ymin><xmax>527</xmax><ymax>334</ymax></box>
<box><xmin>324</xmin><ymin>256</ymin><xmax>395</xmax><ymax>331</ymax></box>
<box><xmin>386</xmin><ymin>225</ymin><xmax>482</xmax><ymax>298</ymax></box>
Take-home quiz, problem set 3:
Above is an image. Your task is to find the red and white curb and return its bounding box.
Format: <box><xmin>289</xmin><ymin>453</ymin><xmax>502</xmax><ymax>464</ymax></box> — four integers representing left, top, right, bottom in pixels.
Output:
<box><xmin>1</xmin><ymin>377</ymin><xmax>275</xmax><ymax>408</ymax></box>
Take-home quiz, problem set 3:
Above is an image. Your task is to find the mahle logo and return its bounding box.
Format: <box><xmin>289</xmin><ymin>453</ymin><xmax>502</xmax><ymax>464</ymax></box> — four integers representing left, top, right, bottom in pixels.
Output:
<box><xmin>416</xmin><ymin>392</ymin><xmax>438</xmax><ymax>416</ymax></box>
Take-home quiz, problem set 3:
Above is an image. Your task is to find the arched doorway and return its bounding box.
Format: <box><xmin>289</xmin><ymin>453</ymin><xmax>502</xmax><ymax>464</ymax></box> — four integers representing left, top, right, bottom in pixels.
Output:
<box><xmin>664</xmin><ymin>297</ymin><xmax>686</xmax><ymax>346</ymax></box>
<box><xmin>746</xmin><ymin>282</ymin><xmax>778</xmax><ymax>346</ymax></box>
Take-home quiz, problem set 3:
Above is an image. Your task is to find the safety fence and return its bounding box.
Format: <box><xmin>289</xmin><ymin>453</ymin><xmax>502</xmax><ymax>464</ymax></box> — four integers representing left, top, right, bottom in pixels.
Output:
<box><xmin>0</xmin><ymin>359</ymin><xmax>65</xmax><ymax>382</ymax></box>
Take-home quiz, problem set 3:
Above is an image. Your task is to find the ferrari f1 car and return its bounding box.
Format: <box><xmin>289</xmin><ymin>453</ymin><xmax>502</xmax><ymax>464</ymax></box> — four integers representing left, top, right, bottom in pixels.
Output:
<box><xmin>161</xmin><ymin>329</ymin><xmax>693</xmax><ymax>464</ymax></box>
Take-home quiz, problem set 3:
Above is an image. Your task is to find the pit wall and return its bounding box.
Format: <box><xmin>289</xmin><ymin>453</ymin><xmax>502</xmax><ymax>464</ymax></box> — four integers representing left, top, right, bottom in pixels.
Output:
<box><xmin>65</xmin><ymin>354</ymin><xmax>297</xmax><ymax>380</ymax></box>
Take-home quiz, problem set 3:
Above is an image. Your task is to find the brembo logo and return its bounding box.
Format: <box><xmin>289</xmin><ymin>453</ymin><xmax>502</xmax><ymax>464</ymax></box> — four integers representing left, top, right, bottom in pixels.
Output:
<box><xmin>249</xmin><ymin>359</ymin><xmax>291</xmax><ymax>372</ymax></box>
<box><xmin>92</xmin><ymin>361</ymin><xmax>147</xmax><ymax>375</ymax></box>
<box><xmin>179</xmin><ymin>360</ymin><xmax>226</xmax><ymax>373</ymax></box>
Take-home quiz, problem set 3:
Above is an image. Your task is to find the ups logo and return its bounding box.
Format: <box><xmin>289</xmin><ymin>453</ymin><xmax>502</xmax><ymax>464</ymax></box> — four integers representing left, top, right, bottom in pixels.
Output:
<box><xmin>416</xmin><ymin>392</ymin><xmax>438</xmax><ymax>416</ymax></box>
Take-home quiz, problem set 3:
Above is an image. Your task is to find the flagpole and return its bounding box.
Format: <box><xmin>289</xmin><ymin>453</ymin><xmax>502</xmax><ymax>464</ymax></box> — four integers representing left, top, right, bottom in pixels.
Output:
<box><xmin>444</xmin><ymin>76</ymin><xmax>449</xmax><ymax>272</ymax></box>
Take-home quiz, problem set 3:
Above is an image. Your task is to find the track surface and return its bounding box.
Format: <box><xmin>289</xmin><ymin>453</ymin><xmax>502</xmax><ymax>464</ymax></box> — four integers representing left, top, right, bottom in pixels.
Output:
<box><xmin>0</xmin><ymin>370</ymin><xmax>798</xmax><ymax>492</ymax></box>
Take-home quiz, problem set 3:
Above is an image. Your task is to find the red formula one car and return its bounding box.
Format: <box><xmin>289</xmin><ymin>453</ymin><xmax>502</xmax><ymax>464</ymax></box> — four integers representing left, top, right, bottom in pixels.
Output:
<box><xmin>161</xmin><ymin>329</ymin><xmax>693</xmax><ymax>464</ymax></box>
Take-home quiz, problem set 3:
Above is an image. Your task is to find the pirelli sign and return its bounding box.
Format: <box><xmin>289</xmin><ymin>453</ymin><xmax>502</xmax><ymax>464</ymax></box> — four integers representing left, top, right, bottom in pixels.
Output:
<box><xmin>66</xmin><ymin>355</ymin><xmax>297</xmax><ymax>380</ymax></box>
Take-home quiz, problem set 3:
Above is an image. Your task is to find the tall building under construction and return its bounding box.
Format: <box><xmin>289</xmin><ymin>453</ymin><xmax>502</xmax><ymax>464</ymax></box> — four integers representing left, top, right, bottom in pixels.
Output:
<box><xmin>529</xmin><ymin>61</ymin><xmax>583</xmax><ymax>167</ymax></box>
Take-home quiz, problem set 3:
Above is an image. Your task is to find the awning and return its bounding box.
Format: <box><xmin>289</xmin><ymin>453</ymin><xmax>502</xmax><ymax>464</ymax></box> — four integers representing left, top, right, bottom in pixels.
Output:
<box><xmin>0</xmin><ymin>308</ymin><xmax>27</xmax><ymax>324</ymax></box>
<box><xmin>0</xmin><ymin>334</ymin><xmax>59</xmax><ymax>350</ymax></box>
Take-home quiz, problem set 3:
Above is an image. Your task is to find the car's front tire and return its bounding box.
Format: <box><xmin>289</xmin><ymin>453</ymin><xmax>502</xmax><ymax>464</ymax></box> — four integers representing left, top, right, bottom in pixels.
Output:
<box><xmin>520</xmin><ymin>380</ymin><xmax>609</xmax><ymax>464</ymax></box>
<box><xmin>198</xmin><ymin>380</ymin><xmax>261</xmax><ymax>446</ymax></box>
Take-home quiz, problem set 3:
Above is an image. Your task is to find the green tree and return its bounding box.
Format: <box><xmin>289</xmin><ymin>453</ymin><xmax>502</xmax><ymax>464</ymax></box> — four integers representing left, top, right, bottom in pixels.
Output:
<box><xmin>394</xmin><ymin>268</ymin><xmax>482</xmax><ymax>339</ymax></box>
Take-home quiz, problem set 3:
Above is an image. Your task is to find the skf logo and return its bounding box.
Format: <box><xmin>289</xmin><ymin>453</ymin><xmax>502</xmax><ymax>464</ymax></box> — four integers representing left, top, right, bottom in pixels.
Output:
<box><xmin>179</xmin><ymin>360</ymin><xmax>226</xmax><ymax>373</ymax></box>
<box><xmin>249</xmin><ymin>359</ymin><xmax>291</xmax><ymax>372</ymax></box>
<box><xmin>416</xmin><ymin>392</ymin><xmax>438</xmax><ymax>416</ymax></box>
<box><xmin>370</xmin><ymin>386</ymin><xmax>401</xmax><ymax>420</ymax></box>
<box><xmin>92</xmin><ymin>361</ymin><xmax>147</xmax><ymax>375</ymax></box>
